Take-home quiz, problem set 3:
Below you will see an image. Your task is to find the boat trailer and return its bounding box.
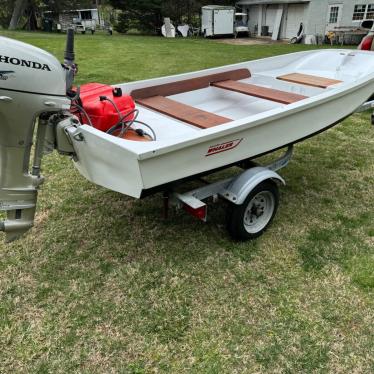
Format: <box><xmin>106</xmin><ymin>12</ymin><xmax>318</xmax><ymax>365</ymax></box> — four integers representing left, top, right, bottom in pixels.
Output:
<box><xmin>167</xmin><ymin>146</ymin><xmax>292</xmax><ymax>240</ymax></box>
<box><xmin>166</xmin><ymin>98</ymin><xmax>373</xmax><ymax>240</ymax></box>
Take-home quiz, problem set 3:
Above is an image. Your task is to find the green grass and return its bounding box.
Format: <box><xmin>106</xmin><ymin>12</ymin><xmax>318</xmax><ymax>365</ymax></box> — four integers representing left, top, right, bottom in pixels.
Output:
<box><xmin>0</xmin><ymin>31</ymin><xmax>373</xmax><ymax>373</ymax></box>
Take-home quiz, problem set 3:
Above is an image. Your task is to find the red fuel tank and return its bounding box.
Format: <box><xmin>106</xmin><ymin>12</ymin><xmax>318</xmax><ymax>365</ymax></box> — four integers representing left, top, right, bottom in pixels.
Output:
<box><xmin>72</xmin><ymin>83</ymin><xmax>136</xmax><ymax>132</ymax></box>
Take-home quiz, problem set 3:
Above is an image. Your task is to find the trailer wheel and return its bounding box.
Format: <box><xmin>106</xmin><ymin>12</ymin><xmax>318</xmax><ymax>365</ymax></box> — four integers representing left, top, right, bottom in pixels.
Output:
<box><xmin>227</xmin><ymin>181</ymin><xmax>279</xmax><ymax>240</ymax></box>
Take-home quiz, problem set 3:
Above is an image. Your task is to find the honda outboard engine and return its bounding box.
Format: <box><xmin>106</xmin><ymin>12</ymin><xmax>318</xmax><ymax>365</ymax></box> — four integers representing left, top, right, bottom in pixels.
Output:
<box><xmin>1</xmin><ymin>32</ymin><xmax>139</xmax><ymax>241</ymax></box>
<box><xmin>0</xmin><ymin>36</ymin><xmax>71</xmax><ymax>241</ymax></box>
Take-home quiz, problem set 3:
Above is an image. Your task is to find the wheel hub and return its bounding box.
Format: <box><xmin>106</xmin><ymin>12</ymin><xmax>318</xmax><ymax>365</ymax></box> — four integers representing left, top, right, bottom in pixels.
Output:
<box><xmin>243</xmin><ymin>191</ymin><xmax>275</xmax><ymax>233</ymax></box>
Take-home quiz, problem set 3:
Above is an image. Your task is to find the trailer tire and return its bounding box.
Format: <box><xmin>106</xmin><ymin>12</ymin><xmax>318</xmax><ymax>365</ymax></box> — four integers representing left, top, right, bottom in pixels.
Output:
<box><xmin>226</xmin><ymin>180</ymin><xmax>279</xmax><ymax>240</ymax></box>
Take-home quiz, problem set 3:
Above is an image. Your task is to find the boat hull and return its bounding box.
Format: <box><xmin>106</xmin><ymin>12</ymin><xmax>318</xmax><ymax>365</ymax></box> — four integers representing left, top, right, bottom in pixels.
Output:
<box><xmin>70</xmin><ymin>50</ymin><xmax>374</xmax><ymax>198</ymax></box>
<box><xmin>71</xmin><ymin>78</ymin><xmax>373</xmax><ymax>198</ymax></box>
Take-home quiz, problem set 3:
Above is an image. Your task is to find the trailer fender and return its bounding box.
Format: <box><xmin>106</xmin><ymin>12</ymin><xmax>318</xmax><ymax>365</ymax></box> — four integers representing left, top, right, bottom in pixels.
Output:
<box><xmin>220</xmin><ymin>167</ymin><xmax>285</xmax><ymax>205</ymax></box>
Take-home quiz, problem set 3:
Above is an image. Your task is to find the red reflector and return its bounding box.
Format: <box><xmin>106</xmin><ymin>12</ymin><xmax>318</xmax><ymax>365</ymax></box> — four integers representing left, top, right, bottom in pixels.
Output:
<box><xmin>183</xmin><ymin>204</ymin><xmax>207</xmax><ymax>221</ymax></box>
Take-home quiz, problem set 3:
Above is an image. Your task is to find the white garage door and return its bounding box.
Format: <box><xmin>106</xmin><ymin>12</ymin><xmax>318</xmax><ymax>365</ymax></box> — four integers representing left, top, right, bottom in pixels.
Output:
<box><xmin>265</xmin><ymin>5</ymin><xmax>278</xmax><ymax>33</ymax></box>
<box><xmin>284</xmin><ymin>4</ymin><xmax>306</xmax><ymax>39</ymax></box>
<box><xmin>248</xmin><ymin>5</ymin><xmax>259</xmax><ymax>34</ymax></box>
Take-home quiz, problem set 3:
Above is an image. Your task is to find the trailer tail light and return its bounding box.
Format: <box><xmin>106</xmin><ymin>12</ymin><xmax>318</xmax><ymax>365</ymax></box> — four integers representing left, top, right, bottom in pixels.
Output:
<box><xmin>183</xmin><ymin>203</ymin><xmax>207</xmax><ymax>222</ymax></box>
<box><xmin>183</xmin><ymin>203</ymin><xmax>207</xmax><ymax>221</ymax></box>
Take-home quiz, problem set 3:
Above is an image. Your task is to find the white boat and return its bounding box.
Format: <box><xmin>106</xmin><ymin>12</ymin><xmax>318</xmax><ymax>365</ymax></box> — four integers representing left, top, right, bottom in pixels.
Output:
<box><xmin>1</xmin><ymin>33</ymin><xmax>374</xmax><ymax>241</ymax></box>
<box><xmin>70</xmin><ymin>49</ymin><xmax>374</xmax><ymax>198</ymax></box>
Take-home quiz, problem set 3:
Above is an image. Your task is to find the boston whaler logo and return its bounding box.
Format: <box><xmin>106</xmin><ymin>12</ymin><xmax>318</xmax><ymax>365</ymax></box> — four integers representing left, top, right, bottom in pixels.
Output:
<box><xmin>0</xmin><ymin>71</ymin><xmax>15</xmax><ymax>80</ymax></box>
<box><xmin>206</xmin><ymin>138</ymin><xmax>243</xmax><ymax>156</ymax></box>
<box><xmin>0</xmin><ymin>55</ymin><xmax>51</xmax><ymax>72</ymax></box>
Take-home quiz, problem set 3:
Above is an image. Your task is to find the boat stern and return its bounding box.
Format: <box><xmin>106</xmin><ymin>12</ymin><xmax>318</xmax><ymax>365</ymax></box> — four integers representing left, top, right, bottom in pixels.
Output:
<box><xmin>69</xmin><ymin>125</ymin><xmax>145</xmax><ymax>198</ymax></box>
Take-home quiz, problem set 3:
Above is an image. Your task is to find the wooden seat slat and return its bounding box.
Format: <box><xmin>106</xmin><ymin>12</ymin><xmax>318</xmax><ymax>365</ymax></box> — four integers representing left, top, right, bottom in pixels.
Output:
<box><xmin>212</xmin><ymin>80</ymin><xmax>308</xmax><ymax>104</ymax></box>
<box><xmin>136</xmin><ymin>96</ymin><xmax>231</xmax><ymax>129</ymax></box>
<box><xmin>131</xmin><ymin>69</ymin><xmax>251</xmax><ymax>100</ymax></box>
<box><xmin>277</xmin><ymin>73</ymin><xmax>342</xmax><ymax>88</ymax></box>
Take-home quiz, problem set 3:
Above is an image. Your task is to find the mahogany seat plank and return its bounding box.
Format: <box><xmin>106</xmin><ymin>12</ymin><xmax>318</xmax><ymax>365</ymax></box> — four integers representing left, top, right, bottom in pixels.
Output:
<box><xmin>277</xmin><ymin>73</ymin><xmax>342</xmax><ymax>88</ymax></box>
<box><xmin>131</xmin><ymin>69</ymin><xmax>251</xmax><ymax>100</ymax></box>
<box><xmin>212</xmin><ymin>80</ymin><xmax>308</xmax><ymax>104</ymax></box>
<box><xmin>136</xmin><ymin>96</ymin><xmax>231</xmax><ymax>129</ymax></box>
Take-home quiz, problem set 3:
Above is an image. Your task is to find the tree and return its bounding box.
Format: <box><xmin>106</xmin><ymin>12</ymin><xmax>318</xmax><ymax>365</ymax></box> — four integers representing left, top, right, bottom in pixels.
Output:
<box><xmin>109</xmin><ymin>0</ymin><xmax>236</xmax><ymax>34</ymax></box>
<box><xmin>8</xmin><ymin>0</ymin><xmax>27</xmax><ymax>30</ymax></box>
<box><xmin>6</xmin><ymin>0</ymin><xmax>98</xmax><ymax>30</ymax></box>
<box><xmin>110</xmin><ymin>0</ymin><xmax>163</xmax><ymax>33</ymax></box>
<box><xmin>0</xmin><ymin>0</ymin><xmax>15</xmax><ymax>28</ymax></box>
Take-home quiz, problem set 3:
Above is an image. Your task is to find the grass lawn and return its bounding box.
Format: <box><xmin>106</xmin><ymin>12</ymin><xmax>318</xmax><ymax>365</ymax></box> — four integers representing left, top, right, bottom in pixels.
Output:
<box><xmin>0</xmin><ymin>31</ymin><xmax>373</xmax><ymax>373</ymax></box>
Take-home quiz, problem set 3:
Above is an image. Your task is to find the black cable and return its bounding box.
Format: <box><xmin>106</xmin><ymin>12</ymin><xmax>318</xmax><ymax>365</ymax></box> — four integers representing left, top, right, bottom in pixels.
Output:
<box><xmin>100</xmin><ymin>96</ymin><xmax>124</xmax><ymax>121</ymax></box>
<box><xmin>72</xmin><ymin>94</ymin><xmax>156</xmax><ymax>140</ymax></box>
<box><xmin>131</xmin><ymin>120</ymin><xmax>157</xmax><ymax>141</ymax></box>
<box><xmin>71</xmin><ymin>103</ymin><xmax>93</xmax><ymax>127</ymax></box>
<box><xmin>101</xmin><ymin>95</ymin><xmax>156</xmax><ymax>141</ymax></box>
<box><xmin>119</xmin><ymin>109</ymin><xmax>139</xmax><ymax>138</ymax></box>
<box><xmin>106</xmin><ymin>120</ymin><xmax>156</xmax><ymax>141</ymax></box>
<box><xmin>100</xmin><ymin>95</ymin><xmax>140</xmax><ymax>137</ymax></box>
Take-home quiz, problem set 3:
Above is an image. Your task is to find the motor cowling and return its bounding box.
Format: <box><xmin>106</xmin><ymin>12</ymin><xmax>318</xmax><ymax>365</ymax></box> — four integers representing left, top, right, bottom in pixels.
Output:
<box><xmin>0</xmin><ymin>36</ymin><xmax>66</xmax><ymax>96</ymax></box>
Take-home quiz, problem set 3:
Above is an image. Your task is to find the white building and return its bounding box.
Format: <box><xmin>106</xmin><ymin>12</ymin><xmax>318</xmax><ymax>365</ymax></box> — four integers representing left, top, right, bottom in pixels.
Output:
<box><xmin>237</xmin><ymin>0</ymin><xmax>374</xmax><ymax>40</ymax></box>
<box><xmin>49</xmin><ymin>9</ymin><xmax>105</xmax><ymax>31</ymax></box>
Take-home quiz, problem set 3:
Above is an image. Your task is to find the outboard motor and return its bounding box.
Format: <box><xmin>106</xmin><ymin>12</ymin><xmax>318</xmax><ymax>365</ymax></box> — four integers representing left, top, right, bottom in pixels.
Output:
<box><xmin>0</xmin><ymin>35</ymin><xmax>72</xmax><ymax>241</ymax></box>
<box><xmin>0</xmin><ymin>32</ymin><xmax>138</xmax><ymax>241</ymax></box>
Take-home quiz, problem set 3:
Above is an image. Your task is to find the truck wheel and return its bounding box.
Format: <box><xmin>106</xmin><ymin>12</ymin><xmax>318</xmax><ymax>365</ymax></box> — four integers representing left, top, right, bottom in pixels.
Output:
<box><xmin>227</xmin><ymin>181</ymin><xmax>279</xmax><ymax>240</ymax></box>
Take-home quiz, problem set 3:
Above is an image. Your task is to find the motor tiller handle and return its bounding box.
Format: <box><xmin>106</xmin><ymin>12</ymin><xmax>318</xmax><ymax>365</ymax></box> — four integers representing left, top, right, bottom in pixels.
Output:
<box><xmin>64</xmin><ymin>28</ymin><xmax>75</xmax><ymax>64</ymax></box>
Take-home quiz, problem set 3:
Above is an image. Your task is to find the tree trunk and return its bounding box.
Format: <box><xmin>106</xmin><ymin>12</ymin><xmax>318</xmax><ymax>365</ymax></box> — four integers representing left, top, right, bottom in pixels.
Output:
<box><xmin>9</xmin><ymin>0</ymin><xmax>28</xmax><ymax>30</ymax></box>
<box><xmin>24</xmin><ymin>4</ymin><xmax>38</xmax><ymax>31</ymax></box>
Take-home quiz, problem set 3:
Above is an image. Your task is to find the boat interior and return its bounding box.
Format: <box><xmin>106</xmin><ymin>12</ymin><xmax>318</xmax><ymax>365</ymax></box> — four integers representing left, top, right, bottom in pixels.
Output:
<box><xmin>133</xmin><ymin>69</ymin><xmax>341</xmax><ymax>128</ymax></box>
<box><xmin>129</xmin><ymin>69</ymin><xmax>340</xmax><ymax>140</ymax></box>
<box><xmin>118</xmin><ymin>51</ymin><xmax>373</xmax><ymax>142</ymax></box>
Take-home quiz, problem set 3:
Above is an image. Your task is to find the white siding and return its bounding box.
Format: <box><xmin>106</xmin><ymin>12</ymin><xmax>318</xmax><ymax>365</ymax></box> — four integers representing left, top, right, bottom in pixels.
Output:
<box><xmin>265</xmin><ymin>5</ymin><xmax>278</xmax><ymax>33</ymax></box>
<box><xmin>247</xmin><ymin>5</ymin><xmax>259</xmax><ymax>34</ymax></box>
<box><xmin>284</xmin><ymin>3</ymin><xmax>306</xmax><ymax>38</ymax></box>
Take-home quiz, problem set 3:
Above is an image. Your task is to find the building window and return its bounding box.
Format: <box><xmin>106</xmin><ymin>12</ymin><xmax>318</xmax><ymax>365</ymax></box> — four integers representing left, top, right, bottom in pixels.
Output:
<box><xmin>329</xmin><ymin>6</ymin><xmax>340</xmax><ymax>23</ymax></box>
<box><xmin>366</xmin><ymin>4</ymin><xmax>374</xmax><ymax>19</ymax></box>
<box><xmin>80</xmin><ymin>11</ymin><xmax>92</xmax><ymax>20</ymax></box>
<box><xmin>352</xmin><ymin>4</ymin><xmax>374</xmax><ymax>20</ymax></box>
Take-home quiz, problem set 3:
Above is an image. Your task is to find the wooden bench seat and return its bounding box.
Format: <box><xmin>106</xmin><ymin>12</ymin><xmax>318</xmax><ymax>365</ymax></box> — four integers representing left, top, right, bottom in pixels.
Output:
<box><xmin>212</xmin><ymin>80</ymin><xmax>308</xmax><ymax>104</ymax></box>
<box><xmin>277</xmin><ymin>73</ymin><xmax>342</xmax><ymax>88</ymax></box>
<box><xmin>136</xmin><ymin>96</ymin><xmax>231</xmax><ymax>129</ymax></box>
<box><xmin>131</xmin><ymin>69</ymin><xmax>251</xmax><ymax>100</ymax></box>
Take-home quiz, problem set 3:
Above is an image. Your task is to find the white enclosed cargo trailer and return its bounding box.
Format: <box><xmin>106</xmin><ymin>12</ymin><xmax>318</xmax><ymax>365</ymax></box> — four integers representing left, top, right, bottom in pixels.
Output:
<box><xmin>201</xmin><ymin>5</ymin><xmax>235</xmax><ymax>37</ymax></box>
